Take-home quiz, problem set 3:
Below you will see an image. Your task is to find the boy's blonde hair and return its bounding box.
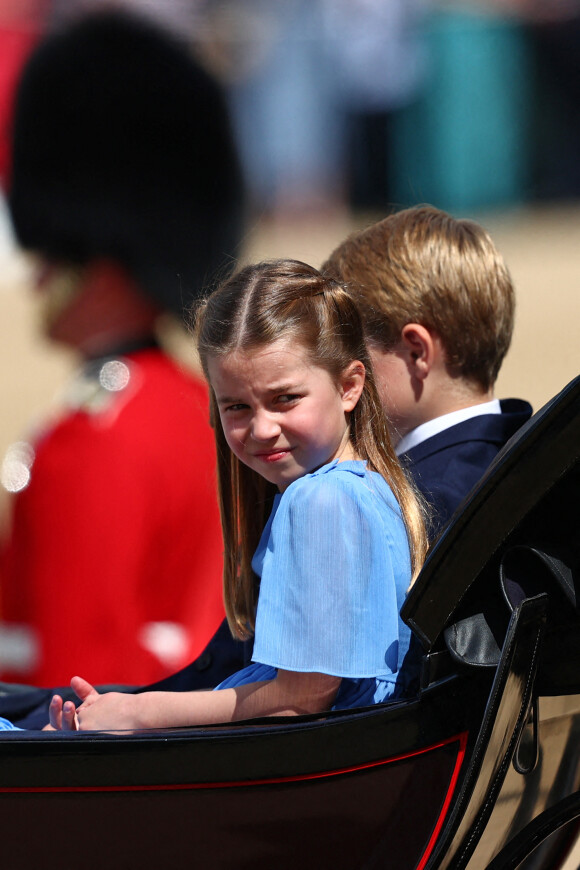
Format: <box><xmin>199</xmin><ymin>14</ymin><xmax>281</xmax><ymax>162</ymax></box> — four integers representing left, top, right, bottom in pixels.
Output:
<box><xmin>322</xmin><ymin>206</ymin><xmax>515</xmax><ymax>392</ymax></box>
<box><xmin>195</xmin><ymin>259</ymin><xmax>427</xmax><ymax>639</ymax></box>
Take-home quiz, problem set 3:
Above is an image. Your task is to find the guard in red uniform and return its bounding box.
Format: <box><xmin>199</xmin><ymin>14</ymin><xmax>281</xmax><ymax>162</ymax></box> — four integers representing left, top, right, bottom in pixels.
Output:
<box><xmin>0</xmin><ymin>10</ymin><xmax>244</xmax><ymax>686</ymax></box>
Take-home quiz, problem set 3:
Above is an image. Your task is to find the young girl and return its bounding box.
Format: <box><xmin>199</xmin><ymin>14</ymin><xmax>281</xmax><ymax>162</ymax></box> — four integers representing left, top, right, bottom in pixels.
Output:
<box><xmin>45</xmin><ymin>259</ymin><xmax>427</xmax><ymax>731</ymax></box>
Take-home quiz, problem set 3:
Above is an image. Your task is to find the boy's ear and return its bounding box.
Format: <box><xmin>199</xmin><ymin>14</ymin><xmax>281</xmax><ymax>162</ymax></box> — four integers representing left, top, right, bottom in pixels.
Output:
<box><xmin>400</xmin><ymin>324</ymin><xmax>436</xmax><ymax>380</ymax></box>
<box><xmin>340</xmin><ymin>360</ymin><xmax>366</xmax><ymax>411</ymax></box>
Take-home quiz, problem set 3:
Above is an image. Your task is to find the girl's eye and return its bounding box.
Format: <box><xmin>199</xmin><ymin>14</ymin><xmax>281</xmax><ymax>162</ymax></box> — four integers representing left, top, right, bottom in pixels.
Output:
<box><xmin>276</xmin><ymin>394</ymin><xmax>300</xmax><ymax>405</ymax></box>
<box><xmin>224</xmin><ymin>403</ymin><xmax>248</xmax><ymax>413</ymax></box>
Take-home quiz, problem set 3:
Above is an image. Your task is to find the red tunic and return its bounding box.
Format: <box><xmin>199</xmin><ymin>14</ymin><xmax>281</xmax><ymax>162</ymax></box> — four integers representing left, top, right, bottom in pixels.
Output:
<box><xmin>0</xmin><ymin>347</ymin><xmax>225</xmax><ymax>686</ymax></box>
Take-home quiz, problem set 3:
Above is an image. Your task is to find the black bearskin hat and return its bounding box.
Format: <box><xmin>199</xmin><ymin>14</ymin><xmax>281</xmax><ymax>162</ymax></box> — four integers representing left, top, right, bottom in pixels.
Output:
<box><xmin>7</xmin><ymin>10</ymin><xmax>244</xmax><ymax>320</ymax></box>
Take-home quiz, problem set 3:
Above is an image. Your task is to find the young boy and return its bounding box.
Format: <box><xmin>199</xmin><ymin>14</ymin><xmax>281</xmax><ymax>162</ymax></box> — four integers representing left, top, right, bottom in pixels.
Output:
<box><xmin>322</xmin><ymin>205</ymin><xmax>533</xmax><ymax>535</ymax></box>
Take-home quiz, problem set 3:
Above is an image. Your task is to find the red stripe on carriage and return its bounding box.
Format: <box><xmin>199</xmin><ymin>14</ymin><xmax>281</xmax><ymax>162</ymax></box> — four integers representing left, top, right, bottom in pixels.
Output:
<box><xmin>0</xmin><ymin>731</ymin><xmax>468</xmax><ymax>796</ymax></box>
<box><xmin>415</xmin><ymin>731</ymin><xmax>468</xmax><ymax>870</ymax></box>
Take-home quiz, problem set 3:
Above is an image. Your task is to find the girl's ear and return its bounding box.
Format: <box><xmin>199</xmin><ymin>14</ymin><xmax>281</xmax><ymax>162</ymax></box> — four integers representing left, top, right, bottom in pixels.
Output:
<box><xmin>340</xmin><ymin>361</ymin><xmax>366</xmax><ymax>412</ymax></box>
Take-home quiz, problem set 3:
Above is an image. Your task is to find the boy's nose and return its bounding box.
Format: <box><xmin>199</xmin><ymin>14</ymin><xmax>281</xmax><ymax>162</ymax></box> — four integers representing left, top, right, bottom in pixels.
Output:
<box><xmin>250</xmin><ymin>410</ymin><xmax>281</xmax><ymax>441</ymax></box>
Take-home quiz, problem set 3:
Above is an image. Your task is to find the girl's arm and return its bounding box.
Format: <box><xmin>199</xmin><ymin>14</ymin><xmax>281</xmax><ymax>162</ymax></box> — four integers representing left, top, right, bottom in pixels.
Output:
<box><xmin>49</xmin><ymin>671</ymin><xmax>342</xmax><ymax>731</ymax></box>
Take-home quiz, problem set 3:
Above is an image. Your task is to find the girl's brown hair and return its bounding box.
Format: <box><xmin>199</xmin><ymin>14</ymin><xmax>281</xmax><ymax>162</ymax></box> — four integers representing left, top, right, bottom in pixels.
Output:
<box><xmin>195</xmin><ymin>259</ymin><xmax>427</xmax><ymax>639</ymax></box>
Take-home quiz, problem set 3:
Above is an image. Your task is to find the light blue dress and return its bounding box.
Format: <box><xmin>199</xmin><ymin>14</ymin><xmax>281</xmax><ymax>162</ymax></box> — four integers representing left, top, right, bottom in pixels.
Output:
<box><xmin>217</xmin><ymin>459</ymin><xmax>417</xmax><ymax>709</ymax></box>
<box><xmin>0</xmin><ymin>717</ymin><xmax>21</xmax><ymax>731</ymax></box>
<box><xmin>0</xmin><ymin>459</ymin><xmax>416</xmax><ymax>732</ymax></box>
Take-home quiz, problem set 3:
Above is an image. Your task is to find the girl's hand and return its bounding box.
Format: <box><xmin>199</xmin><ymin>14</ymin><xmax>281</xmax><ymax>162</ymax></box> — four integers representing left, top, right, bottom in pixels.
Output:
<box><xmin>47</xmin><ymin>676</ymin><xmax>139</xmax><ymax>732</ymax></box>
<box><xmin>72</xmin><ymin>676</ymin><xmax>140</xmax><ymax>731</ymax></box>
<box><xmin>47</xmin><ymin>676</ymin><xmax>98</xmax><ymax>730</ymax></box>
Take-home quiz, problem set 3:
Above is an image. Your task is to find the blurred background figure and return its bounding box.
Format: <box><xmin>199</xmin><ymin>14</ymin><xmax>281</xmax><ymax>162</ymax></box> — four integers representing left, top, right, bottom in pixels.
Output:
<box><xmin>47</xmin><ymin>0</ymin><xmax>209</xmax><ymax>40</ymax></box>
<box><xmin>491</xmin><ymin>0</ymin><xmax>580</xmax><ymax>200</ymax></box>
<box><xmin>199</xmin><ymin>0</ymin><xmax>344</xmax><ymax>222</ymax></box>
<box><xmin>0</xmin><ymin>8</ymin><xmax>244</xmax><ymax>687</ymax></box>
<box><xmin>321</xmin><ymin>0</ymin><xmax>429</xmax><ymax>211</ymax></box>
<box><xmin>197</xmin><ymin>0</ymin><xmax>430</xmax><ymax>220</ymax></box>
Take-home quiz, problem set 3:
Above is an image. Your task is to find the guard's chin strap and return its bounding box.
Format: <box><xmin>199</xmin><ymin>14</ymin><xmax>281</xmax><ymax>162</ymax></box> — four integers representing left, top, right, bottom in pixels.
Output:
<box><xmin>84</xmin><ymin>335</ymin><xmax>160</xmax><ymax>363</ymax></box>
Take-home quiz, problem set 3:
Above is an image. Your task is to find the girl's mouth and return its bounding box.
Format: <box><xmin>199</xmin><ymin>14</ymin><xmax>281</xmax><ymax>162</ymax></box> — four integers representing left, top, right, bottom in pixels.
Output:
<box><xmin>255</xmin><ymin>449</ymin><xmax>292</xmax><ymax>463</ymax></box>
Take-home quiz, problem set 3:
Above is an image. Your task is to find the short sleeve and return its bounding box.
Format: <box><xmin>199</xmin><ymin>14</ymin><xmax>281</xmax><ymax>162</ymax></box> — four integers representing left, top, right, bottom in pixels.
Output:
<box><xmin>252</xmin><ymin>465</ymin><xmax>411</xmax><ymax>678</ymax></box>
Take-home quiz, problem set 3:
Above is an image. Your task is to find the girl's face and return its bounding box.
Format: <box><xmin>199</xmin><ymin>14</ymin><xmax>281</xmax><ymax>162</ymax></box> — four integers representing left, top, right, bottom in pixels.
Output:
<box><xmin>208</xmin><ymin>340</ymin><xmax>365</xmax><ymax>491</ymax></box>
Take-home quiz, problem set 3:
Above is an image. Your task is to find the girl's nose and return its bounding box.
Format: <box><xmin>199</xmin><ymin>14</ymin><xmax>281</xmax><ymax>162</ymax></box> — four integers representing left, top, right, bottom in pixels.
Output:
<box><xmin>250</xmin><ymin>410</ymin><xmax>281</xmax><ymax>441</ymax></box>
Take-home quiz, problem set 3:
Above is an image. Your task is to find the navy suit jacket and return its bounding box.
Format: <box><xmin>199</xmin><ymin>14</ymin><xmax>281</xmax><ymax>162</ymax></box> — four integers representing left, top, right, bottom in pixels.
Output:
<box><xmin>400</xmin><ymin>399</ymin><xmax>533</xmax><ymax>537</ymax></box>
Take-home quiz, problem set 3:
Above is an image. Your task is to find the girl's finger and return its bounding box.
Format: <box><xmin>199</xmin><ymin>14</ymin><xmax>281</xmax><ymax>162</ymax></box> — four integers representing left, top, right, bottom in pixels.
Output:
<box><xmin>48</xmin><ymin>694</ymin><xmax>63</xmax><ymax>730</ymax></box>
<box><xmin>70</xmin><ymin>675</ymin><xmax>99</xmax><ymax>703</ymax></box>
<box><xmin>62</xmin><ymin>700</ymin><xmax>79</xmax><ymax>731</ymax></box>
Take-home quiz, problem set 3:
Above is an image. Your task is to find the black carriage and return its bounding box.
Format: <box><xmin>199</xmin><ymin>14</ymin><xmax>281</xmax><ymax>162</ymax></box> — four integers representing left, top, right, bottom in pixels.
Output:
<box><xmin>0</xmin><ymin>376</ymin><xmax>579</xmax><ymax>870</ymax></box>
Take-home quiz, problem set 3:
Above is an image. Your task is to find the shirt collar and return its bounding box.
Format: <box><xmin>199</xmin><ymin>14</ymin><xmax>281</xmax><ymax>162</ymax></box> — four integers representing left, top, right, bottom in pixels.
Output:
<box><xmin>395</xmin><ymin>399</ymin><xmax>502</xmax><ymax>456</ymax></box>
